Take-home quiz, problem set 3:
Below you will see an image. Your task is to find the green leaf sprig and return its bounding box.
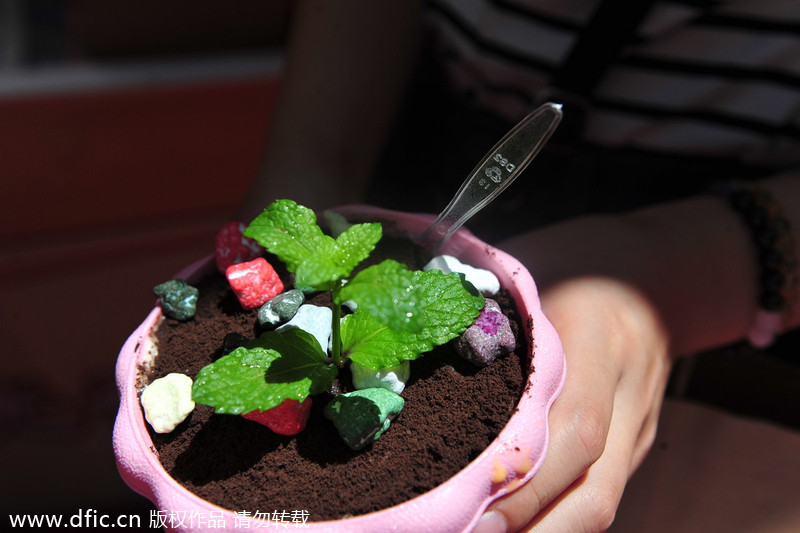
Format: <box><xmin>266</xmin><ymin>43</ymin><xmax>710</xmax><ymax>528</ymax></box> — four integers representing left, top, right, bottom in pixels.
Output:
<box><xmin>192</xmin><ymin>200</ymin><xmax>484</xmax><ymax>417</ymax></box>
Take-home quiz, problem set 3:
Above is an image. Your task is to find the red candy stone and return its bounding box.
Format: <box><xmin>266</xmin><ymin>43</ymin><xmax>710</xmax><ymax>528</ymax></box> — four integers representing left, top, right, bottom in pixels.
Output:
<box><xmin>215</xmin><ymin>221</ymin><xmax>263</xmax><ymax>273</ymax></box>
<box><xmin>226</xmin><ymin>258</ymin><xmax>284</xmax><ymax>310</ymax></box>
<box><xmin>242</xmin><ymin>398</ymin><xmax>313</xmax><ymax>435</ymax></box>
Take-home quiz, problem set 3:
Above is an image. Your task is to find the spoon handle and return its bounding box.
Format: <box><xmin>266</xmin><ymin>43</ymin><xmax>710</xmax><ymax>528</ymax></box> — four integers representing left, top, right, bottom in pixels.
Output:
<box><xmin>421</xmin><ymin>102</ymin><xmax>563</xmax><ymax>251</ymax></box>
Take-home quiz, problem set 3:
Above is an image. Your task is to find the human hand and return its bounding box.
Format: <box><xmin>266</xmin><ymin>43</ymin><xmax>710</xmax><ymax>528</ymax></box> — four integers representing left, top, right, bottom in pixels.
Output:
<box><xmin>475</xmin><ymin>277</ymin><xmax>672</xmax><ymax>532</ymax></box>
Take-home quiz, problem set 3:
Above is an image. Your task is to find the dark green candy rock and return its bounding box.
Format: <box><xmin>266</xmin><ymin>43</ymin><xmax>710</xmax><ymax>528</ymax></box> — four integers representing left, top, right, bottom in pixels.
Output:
<box><xmin>323</xmin><ymin>388</ymin><xmax>404</xmax><ymax>450</ymax></box>
<box><xmin>258</xmin><ymin>289</ymin><xmax>305</xmax><ymax>328</ymax></box>
<box><xmin>154</xmin><ymin>279</ymin><xmax>199</xmax><ymax>321</ymax></box>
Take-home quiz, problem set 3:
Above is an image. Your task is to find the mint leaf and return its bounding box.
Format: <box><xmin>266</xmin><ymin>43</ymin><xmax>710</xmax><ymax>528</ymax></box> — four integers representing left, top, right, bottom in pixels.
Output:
<box><xmin>244</xmin><ymin>199</ymin><xmax>381</xmax><ymax>291</ymax></box>
<box><xmin>293</xmin><ymin>253</ymin><xmax>346</xmax><ymax>291</ymax></box>
<box><xmin>404</xmin><ymin>269</ymin><xmax>485</xmax><ymax>351</ymax></box>
<box><xmin>342</xmin><ymin>269</ymin><xmax>484</xmax><ymax>369</ymax></box>
<box><xmin>256</xmin><ymin>330</ymin><xmax>337</xmax><ymax>392</ymax></box>
<box><xmin>192</xmin><ymin>328</ymin><xmax>336</xmax><ymax>414</ymax></box>
<box><xmin>334</xmin><ymin>222</ymin><xmax>383</xmax><ymax>277</ymax></box>
<box><xmin>245</xmin><ymin>199</ymin><xmax>325</xmax><ymax>273</ymax></box>
<box><xmin>192</xmin><ymin>346</ymin><xmax>280</xmax><ymax>414</ymax></box>
<box><xmin>338</xmin><ymin>259</ymin><xmax>422</xmax><ymax>333</ymax></box>
<box><xmin>340</xmin><ymin>311</ymin><xmax>415</xmax><ymax>370</ymax></box>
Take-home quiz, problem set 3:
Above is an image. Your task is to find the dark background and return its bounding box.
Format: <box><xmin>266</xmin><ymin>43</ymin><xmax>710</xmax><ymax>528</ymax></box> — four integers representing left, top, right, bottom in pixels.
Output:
<box><xmin>1</xmin><ymin>1</ymin><xmax>797</xmax><ymax>530</ymax></box>
<box><xmin>1</xmin><ymin>1</ymin><xmax>289</xmax><ymax>527</ymax></box>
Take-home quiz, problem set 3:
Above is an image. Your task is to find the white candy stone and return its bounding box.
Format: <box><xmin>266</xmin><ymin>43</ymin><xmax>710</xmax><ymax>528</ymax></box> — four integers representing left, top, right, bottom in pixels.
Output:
<box><xmin>141</xmin><ymin>373</ymin><xmax>195</xmax><ymax>434</ymax></box>
<box><xmin>350</xmin><ymin>360</ymin><xmax>410</xmax><ymax>394</ymax></box>
<box><xmin>423</xmin><ymin>255</ymin><xmax>500</xmax><ymax>295</ymax></box>
<box><xmin>277</xmin><ymin>304</ymin><xmax>333</xmax><ymax>353</ymax></box>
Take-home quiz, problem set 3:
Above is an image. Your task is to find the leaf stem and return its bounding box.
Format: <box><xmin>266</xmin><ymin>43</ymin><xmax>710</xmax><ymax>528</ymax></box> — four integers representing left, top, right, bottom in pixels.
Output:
<box><xmin>330</xmin><ymin>282</ymin><xmax>344</xmax><ymax>367</ymax></box>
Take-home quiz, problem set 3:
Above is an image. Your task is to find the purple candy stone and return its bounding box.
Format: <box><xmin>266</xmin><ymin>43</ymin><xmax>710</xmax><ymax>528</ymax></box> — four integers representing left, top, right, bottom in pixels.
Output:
<box><xmin>455</xmin><ymin>299</ymin><xmax>516</xmax><ymax>366</ymax></box>
<box><xmin>475</xmin><ymin>310</ymin><xmax>505</xmax><ymax>335</ymax></box>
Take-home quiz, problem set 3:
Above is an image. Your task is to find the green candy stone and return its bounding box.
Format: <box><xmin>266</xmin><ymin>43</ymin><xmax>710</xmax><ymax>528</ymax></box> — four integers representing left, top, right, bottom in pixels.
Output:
<box><xmin>154</xmin><ymin>279</ymin><xmax>199</xmax><ymax>321</ymax></box>
<box><xmin>323</xmin><ymin>388</ymin><xmax>405</xmax><ymax>450</ymax></box>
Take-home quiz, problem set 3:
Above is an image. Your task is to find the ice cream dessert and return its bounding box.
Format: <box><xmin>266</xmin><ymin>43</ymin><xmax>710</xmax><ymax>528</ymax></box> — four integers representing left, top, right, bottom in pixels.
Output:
<box><xmin>113</xmin><ymin>203</ymin><xmax>566</xmax><ymax>532</ymax></box>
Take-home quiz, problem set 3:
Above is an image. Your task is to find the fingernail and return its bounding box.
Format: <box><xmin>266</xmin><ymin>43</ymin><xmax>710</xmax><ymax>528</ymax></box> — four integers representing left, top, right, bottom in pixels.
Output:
<box><xmin>473</xmin><ymin>511</ymin><xmax>507</xmax><ymax>533</ymax></box>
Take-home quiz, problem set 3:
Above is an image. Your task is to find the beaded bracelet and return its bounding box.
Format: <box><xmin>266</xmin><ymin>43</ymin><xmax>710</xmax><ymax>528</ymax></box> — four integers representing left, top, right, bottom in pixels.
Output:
<box><xmin>721</xmin><ymin>182</ymin><xmax>797</xmax><ymax>348</ymax></box>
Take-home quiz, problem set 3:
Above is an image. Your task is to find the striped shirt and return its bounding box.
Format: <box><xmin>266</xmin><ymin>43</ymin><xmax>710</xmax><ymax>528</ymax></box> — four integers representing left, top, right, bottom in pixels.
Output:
<box><xmin>425</xmin><ymin>0</ymin><xmax>800</xmax><ymax>166</ymax></box>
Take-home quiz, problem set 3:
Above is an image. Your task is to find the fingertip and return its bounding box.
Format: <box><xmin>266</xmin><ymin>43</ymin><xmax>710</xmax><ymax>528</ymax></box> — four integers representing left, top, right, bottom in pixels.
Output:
<box><xmin>473</xmin><ymin>510</ymin><xmax>508</xmax><ymax>533</ymax></box>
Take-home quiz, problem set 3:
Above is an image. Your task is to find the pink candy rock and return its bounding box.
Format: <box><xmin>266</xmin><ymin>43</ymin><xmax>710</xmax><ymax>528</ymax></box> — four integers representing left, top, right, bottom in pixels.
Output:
<box><xmin>225</xmin><ymin>257</ymin><xmax>284</xmax><ymax>310</ymax></box>
<box><xmin>242</xmin><ymin>398</ymin><xmax>313</xmax><ymax>436</ymax></box>
<box><xmin>214</xmin><ymin>221</ymin><xmax>263</xmax><ymax>273</ymax></box>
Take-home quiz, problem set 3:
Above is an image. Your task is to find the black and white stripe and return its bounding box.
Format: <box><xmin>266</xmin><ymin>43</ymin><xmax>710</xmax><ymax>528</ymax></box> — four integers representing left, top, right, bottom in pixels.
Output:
<box><xmin>426</xmin><ymin>0</ymin><xmax>800</xmax><ymax>164</ymax></box>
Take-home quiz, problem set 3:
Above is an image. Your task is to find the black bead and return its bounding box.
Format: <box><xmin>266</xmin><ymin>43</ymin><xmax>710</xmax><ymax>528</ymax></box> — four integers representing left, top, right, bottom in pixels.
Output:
<box><xmin>744</xmin><ymin>204</ymin><xmax>768</xmax><ymax>229</ymax></box>
<box><xmin>759</xmin><ymin>290</ymin><xmax>783</xmax><ymax>311</ymax></box>
<box><xmin>723</xmin><ymin>183</ymin><xmax>795</xmax><ymax>320</ymax></box>
<box><xmin>759</xmin><ymin>248</ymin><xmax>784</xmax><ymax>270</ymax></box>
<box><xmin>730</xmin><ymin>189</ymin><xmax>753</xmax><ymax>211</ymax></box>
<box><xmin>756</xmin><ymin>227</ymin><xmax>778</xmax><ymax>248</ymax></box>
<box><xmin>760</xmin><ymin>269</ymin><xmax>785</xmax><ymax>292</ymax></box>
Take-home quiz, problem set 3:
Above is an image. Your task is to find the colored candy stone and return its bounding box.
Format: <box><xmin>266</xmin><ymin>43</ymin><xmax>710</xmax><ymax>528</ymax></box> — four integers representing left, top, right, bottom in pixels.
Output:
<box><xmin>242</xmin><ymin>398</ymin><xmax>312</xmax><ymax>436</ymax></box>
<box><xmin>214</xmin><ymin>221</ymin><xmax>264</xmax><ymax>273</ymax></box>
<box><xmin>141</xmin><ymin>373</ymin><xmax>195</xmax><ymax>433</ymax></box>
<box><xmin>424</xmin><ymin>255</ymin><xmax>500</xmax><ymax>295</ymax></box>
<box><xmin>276</xmin><ymin>304</ymin><xmax>332</xmax><ymax>352</ymax></box>
<box><xmin>153</xmin><ymin>279</ymin><xmax>199</xmax><ymax>321</ymax></box>
<box><xmin>226</xmin><ymin>257</ymin><xmax>284</xmax><ymax>310</ymax></box>
<box><xmin>350</xmin><ymin>360</ymin><xmax>410</xmax><ymax>394</ymax></box>
<box><xmin>258</xmin><ymin>289</ymin><xmax>305</xmax><ymax>328</ymax></box>
<box><xmin>455</xmin><ymin>298</ymin><xmax>515</xmax><ymax>366</ymax></box>
<box><xmin>323</xmin><ymin>388</ymin><xmax>405</xmax><ymax>450</ymax></box>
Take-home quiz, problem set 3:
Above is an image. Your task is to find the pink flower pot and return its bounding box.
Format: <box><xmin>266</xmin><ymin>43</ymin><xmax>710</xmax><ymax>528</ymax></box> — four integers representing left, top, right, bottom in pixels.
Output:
<box><xmin>113</xmin><ymin>206</ymin><xmax>566</xmax><ymax>532</ymax></box>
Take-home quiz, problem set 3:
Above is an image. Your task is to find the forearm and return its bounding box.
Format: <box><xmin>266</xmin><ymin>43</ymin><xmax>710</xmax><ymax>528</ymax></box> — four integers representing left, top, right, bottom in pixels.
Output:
<box><xmin>499</xmin><ymin>173</ymin><xmax>800</xmax><ymax>358</ymax></box>
<box><xmin>241</xmin><ymin>0</ymin><xmax>422</xmax><ymax>219</ymax></box>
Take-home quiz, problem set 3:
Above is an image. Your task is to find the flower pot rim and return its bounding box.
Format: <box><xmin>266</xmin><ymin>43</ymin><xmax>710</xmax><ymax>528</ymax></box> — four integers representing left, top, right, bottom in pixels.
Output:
<box><xmin>113</xmin><ymin>206</ymin><xmax>566</xmax><ymax>532</ymax></box>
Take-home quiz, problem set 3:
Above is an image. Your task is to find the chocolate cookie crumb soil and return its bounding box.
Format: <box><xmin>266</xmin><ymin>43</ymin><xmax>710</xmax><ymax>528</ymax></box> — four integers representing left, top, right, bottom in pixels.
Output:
<box><xmin>143</xmin><ymin>237</ymin><xmax>528</xmax><ymax>521</ymax></box>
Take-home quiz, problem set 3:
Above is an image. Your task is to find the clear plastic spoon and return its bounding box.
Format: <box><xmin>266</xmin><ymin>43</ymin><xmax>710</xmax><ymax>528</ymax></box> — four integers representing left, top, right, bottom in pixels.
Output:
<box><xmin>420</xmin><ymin>102</ymin><xmax>563</xmax><ymax>251</ymax></box>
